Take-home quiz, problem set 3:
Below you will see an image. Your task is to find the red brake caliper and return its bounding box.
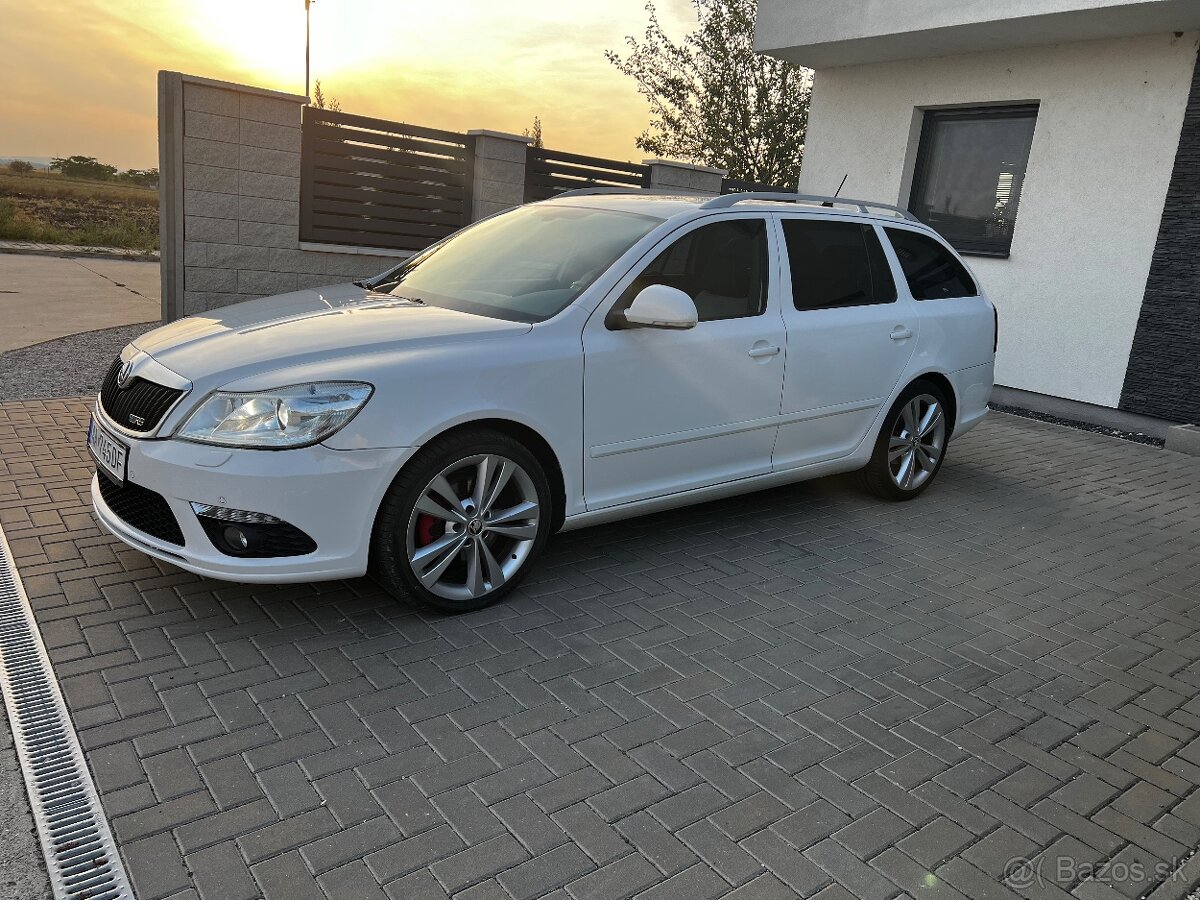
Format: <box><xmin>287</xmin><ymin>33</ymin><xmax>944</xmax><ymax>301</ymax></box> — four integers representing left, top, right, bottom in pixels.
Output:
<box><xmin>415</xmin><ymin>514</ymin><xmax>443</xmax><ymax>547</ymax></box>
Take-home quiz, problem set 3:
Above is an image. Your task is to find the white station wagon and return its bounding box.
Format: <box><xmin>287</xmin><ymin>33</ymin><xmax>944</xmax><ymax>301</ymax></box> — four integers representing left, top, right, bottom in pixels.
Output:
<box><xmin>89</xmin><ymin>191</ymin><xmax>996</xmax><ymax>611</ymax></box>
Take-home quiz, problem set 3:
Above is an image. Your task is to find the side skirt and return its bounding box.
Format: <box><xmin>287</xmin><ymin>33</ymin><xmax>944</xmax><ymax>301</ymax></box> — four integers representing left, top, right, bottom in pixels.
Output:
<box><xmin>561</xmin><ymin>455</ymin><xmax>867</xmax><ymax>533</ymax></box>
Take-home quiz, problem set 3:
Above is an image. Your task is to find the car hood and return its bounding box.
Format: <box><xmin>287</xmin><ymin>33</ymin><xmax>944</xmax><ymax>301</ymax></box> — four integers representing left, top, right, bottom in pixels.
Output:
<box><xmin>132</xmin><ymin>283</ymin><xmax>532</xmax><ymax>384</ymax></box>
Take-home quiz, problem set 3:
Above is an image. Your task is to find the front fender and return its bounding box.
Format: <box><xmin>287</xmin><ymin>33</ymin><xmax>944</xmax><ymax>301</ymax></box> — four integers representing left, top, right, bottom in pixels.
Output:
<box><xmin>321</xmin><ymin>331</ymin><xmax>585</xmax><ymax>517</ymax></box>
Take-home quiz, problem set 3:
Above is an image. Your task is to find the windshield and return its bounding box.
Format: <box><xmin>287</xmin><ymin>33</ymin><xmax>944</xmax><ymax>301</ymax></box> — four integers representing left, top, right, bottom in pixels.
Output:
<box><xmin>367</xmin><ymin>205</ymin><xmax>661</xmax><ymax>322</ymax></box>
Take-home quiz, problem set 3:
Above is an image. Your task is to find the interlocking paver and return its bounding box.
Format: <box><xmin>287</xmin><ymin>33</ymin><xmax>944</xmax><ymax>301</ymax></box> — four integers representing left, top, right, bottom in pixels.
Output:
<box><xmin>496</xmin><ymin>842</ymin><xmax>593</xmax><ymax>900</ymax></box>
<box><xmin>188</xmin><ymin>841</ymin><xmax>259</xmax><ymax>900</ymax></box>
<box><xmin>833</xmin><ymin>806</ymin><xmax>911</xmax><ymax>858</ymax></box>
<box><xmin>682</xmin><ymin>817</ymin><xmax>768</xmax><ymax>883</ymax></box>
<box><xmin>5</xmin><ymin>399</ymin><xmax>1200</xmax><ymax>900</ymax></box>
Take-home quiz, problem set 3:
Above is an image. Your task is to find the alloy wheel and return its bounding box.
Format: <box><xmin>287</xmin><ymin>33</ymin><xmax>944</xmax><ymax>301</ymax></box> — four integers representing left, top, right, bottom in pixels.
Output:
<box><xmin>888</xmin><ymin>393</ymin><xmax>946</xmax><ymax>491</ymax></box>
<box><xmin>405</xmin><ymin>454</ymin><xmax>540</xmax><ymax>603</ymax></box>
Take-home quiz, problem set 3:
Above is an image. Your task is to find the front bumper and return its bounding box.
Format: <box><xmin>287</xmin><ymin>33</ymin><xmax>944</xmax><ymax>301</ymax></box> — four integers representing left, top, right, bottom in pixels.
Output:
<box><xmin>89</xmin><ymin>408</ymin><xmax>416</xmax><ymax>583</ymax></box>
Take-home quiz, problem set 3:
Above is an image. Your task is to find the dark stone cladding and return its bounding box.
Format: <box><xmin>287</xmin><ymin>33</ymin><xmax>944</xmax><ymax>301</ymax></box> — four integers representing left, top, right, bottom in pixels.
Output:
<box><xmin>1120</xmin><ymin>41</ymin><xmax>1200</xmax><ymax>423</ymax></box>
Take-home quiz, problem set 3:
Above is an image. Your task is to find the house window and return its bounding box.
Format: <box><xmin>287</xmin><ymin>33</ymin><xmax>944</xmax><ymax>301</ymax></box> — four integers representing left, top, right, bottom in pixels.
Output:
<box><xmin>909</xmin><ymin>104</ymin><xmax>1038</xmax><ymax>257</ymax></box>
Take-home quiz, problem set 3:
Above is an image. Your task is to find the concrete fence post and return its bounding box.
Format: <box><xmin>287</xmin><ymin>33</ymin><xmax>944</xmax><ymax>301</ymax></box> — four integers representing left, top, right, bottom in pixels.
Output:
<box><xmin>644</xmin><ymin>159</ymin><xmax>727</xmax><ymax>195</ymax></box>
<box><xmin>467</xmin><ymin>130</ymin><xmax>532</xmax><ymax>221</ymax></box>
<box><xmin>157</xmin><ymin>72</ymin><xmax>185</xmax><ymax>323</ymax></box>
<box><xmin>157</xmin><ymin>71</ymin><xmax>410</xmax><ymax>321</ymax></box>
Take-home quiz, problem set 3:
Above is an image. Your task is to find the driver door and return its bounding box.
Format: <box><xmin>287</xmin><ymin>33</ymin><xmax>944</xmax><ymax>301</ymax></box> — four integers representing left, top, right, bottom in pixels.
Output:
<box><xmin>582</xmin><ymin>216</ymin><xmax>786</xmax><ymax>510</ymax></box>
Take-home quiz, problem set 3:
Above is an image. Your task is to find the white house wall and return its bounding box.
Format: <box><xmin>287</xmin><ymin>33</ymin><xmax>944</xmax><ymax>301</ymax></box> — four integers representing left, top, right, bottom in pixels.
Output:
<box><xmin>799</xmin><ymin>32</ymin><xmax>1199</xmax><ymax>409</ymax></box>
<box><xmin>756</xmin><ymin>0</ymin><xmax>1200</xmax><ymax>67</ymax></box>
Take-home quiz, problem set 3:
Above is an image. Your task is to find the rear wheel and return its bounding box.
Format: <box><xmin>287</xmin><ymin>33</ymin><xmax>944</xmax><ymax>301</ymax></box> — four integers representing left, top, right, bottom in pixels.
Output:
<box><xmin>372</xmin><ymin>429</ymin><xmax>551</xmax><ymax>612</ymax></box>
<box><xmin>861</xmin><ymin>380</ymin><xmax>949</xmax><ymax>501</ymax></box>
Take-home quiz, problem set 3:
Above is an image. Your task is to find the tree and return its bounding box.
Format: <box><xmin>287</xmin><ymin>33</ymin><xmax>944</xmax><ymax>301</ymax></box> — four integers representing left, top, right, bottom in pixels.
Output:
<box><xmin>523</xmin><ymin>116</ymin><xmax>544</xmax><ymax>149</ymax></box>
<box><xmin>312</xmin><ymin>79</ymin><xmax>342</xmax><ymax>112</ymax></box>
<box><xmin>119</xmin><ymin>168</ymin><xmax>159</xmax><ymax>188</ymax></box>
<box><xmin>7</xmin><ymin>160</ymin><xmax>34</xmax><ymax>173</ymax></box>
<box><xmin>50</xmin><ymin>156</ymin><xmax>119</xmax><ymax>180</ymax></box>
<box><xmin>606</xmin><ymin>0</ymin><xmax>810</xmax><ymax>187</ymax></box>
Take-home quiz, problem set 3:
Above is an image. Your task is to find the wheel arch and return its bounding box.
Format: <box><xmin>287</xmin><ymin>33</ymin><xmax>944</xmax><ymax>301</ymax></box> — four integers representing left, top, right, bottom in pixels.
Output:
<box><xmin>906</xmin><ymin>370</ymin><xmax>958</xmax><ymax>437</ymax></box>
<box><xmin>406</xmin><ymin>417</ymin><xmax>567</xmax><ymax>533</ymax></box>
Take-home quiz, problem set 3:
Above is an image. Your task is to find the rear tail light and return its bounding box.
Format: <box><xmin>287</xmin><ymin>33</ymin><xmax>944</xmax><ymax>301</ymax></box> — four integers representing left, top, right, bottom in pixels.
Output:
<box><xmin>992</xmin><ymin>305</ymin><xmax>999</xmax><ymax>354</ymax></box>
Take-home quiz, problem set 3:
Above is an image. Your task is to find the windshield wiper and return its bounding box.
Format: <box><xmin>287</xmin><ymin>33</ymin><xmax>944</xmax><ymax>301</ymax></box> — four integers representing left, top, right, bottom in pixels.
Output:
<box><xmin>354</xmin><ymin>280</ymin><xmax>424</xmax><ymax>303</ymax></box>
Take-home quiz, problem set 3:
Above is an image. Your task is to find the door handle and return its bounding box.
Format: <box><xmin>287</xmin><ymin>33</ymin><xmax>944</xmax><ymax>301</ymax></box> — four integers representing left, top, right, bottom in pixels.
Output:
<box><xmin>889</xmin><ymin>327</ymin><xmax>913</xmax><ymax>341</ymax></box>
<box><xmin>748</xmin><ymin>344</ymin><xmax>781</xmax><ymax>358</ymax></box>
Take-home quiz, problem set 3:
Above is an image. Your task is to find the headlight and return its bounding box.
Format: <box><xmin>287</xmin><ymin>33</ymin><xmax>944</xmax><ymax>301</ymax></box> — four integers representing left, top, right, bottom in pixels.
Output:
<box><xmin>177</xmin><ymin>382</ymin><xmax>373</xmax><ymax>448</ymax></box>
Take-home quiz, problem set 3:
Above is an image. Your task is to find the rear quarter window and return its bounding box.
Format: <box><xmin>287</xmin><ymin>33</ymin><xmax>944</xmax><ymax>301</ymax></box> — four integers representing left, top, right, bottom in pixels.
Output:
<box><xmin>885</xmin><ymin>228</ymin><xmax>978</xmax><ymax>300</ymax></box>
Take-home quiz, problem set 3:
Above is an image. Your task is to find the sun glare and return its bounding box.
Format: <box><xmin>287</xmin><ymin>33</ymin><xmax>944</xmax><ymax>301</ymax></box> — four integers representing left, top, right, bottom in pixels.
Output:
<box><xmin>173</xmin><ymin>0</ymin><xmax>472</xmax><ymax>90</ymax></box>
<box><xmin>177</xmin><ymin>0</ymin><xmax>304</xmax><ymax>86</ymax></box>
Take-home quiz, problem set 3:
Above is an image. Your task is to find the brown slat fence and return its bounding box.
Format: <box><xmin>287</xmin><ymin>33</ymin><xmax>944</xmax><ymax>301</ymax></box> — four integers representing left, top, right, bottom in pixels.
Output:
<box><xmin>721</xmin><ymin>177</ymin><xmax>792</xmax><ymax>194</ymax></box>
<box><xmin>300</xmin><ymin>107</ymin><xmax>475</xmax><ymax>253</ymax></box>
<box><xmin>524</xmin><ymin>148</ymin><xmax>650</xmax><ymax>202</ymax></box>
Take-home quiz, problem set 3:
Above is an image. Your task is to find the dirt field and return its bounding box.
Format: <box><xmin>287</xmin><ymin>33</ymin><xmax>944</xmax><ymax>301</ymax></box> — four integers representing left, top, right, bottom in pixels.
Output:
<box><xmin>0</xmin><ymin>170</ymin><xmax>158</xmax><ymax>250</ymax></box>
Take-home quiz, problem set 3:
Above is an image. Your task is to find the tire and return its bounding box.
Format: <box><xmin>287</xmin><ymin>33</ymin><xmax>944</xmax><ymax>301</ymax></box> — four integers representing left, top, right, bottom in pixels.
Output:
<box><xmin>371</xmin><ymin>428</ymin><xmax>552</xmax><ymax>612</ymax></box>
<box><xmin>861</xmin><ymin>379</ymin><xmax>951</xmax><ymax>502</ymax></box>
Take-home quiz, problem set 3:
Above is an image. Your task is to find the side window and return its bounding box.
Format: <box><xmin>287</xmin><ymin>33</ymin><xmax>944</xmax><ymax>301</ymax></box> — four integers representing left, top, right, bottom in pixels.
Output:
<box><xmin>885</xmin><ymin>228</ymin><xmax>979</xmax><ymax>300</ymax></box>
<box><xmin>611</xmin><ymin>219</ymin><xmax>768</xmax><ymax>324</ymax></box>
<box><xmin>782</xmin><ymin>219</ymin><xmax>897</xmax><ymax>311</ymax></box>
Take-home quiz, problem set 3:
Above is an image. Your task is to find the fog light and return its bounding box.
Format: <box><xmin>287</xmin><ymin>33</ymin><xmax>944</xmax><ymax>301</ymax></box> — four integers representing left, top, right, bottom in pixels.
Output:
<box><xmin>190</xmin><ymin>501</ymin><xmax>317</xmax><ymax>558</ymax></box>
<box><xmin>223</xmin><ymin>526</ymin><xmax>250</xmax><ymax>550</ymax></box>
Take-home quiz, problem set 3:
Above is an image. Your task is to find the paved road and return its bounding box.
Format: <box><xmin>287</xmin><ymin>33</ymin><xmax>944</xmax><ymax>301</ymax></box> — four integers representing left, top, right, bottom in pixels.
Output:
<box><xmin>1</xmin><ymin>399</ymin><xmax>1199</xmax><ymax>900</ymax></box>
<box><xmin>0</xmin><ymin>254</ymin><xmax>159</xmax><ymax>353</ymax></box>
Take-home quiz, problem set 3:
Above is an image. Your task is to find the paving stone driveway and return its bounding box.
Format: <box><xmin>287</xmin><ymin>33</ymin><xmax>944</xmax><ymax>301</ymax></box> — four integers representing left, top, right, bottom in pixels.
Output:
<box><xmin>2</xmin><ymin>397</ymin><xmax>1200</xmax><ymax>900</ymax></box>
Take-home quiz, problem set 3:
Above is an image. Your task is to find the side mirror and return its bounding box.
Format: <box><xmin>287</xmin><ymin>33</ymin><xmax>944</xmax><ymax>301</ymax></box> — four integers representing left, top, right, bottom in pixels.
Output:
<box><xmin>623</xmin><ymin>284</ymin><xmax>698</xmax><ymax>330</ymax></box>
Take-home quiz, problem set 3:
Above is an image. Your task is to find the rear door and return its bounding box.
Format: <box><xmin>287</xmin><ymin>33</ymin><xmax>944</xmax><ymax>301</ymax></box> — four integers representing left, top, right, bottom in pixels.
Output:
<box><xmin>771</xmin><ymin>215</ymin><xmax>918</xmax><ymax>471</ymax></box>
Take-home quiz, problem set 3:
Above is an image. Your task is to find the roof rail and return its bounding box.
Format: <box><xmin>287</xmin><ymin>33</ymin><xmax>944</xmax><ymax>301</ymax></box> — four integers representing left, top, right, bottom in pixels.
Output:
<box><xmin>700</xmin><ymin>192</ymin><xmax>919</xmax><ymax>221</ymax></box>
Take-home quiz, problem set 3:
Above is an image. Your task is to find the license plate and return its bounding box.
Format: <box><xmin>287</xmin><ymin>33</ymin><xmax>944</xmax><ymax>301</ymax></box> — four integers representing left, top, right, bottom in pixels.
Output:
<box><xmin>88</xmin><ymin>416</ymin><xmax>128</xmax><ymax>486</ymax></box>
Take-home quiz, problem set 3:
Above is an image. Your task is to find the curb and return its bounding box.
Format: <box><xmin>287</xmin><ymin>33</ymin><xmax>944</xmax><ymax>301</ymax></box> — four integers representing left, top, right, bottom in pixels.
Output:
<box><xmin>0</xmin><ymin>246</ymin><xmax>159</xmax><ymax>263</ymax></box>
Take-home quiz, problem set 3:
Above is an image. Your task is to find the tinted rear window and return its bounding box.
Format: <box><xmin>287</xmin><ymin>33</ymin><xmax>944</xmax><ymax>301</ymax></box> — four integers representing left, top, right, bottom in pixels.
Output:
<box><xmin>782</xmin><ymin>220</ymin><xmax>897</xmax><ymax>311</ymax></box>
<box><xmin>885</xmin><ymin>228</ymin><xmax>979</xmax><ymax>300</ymax></box>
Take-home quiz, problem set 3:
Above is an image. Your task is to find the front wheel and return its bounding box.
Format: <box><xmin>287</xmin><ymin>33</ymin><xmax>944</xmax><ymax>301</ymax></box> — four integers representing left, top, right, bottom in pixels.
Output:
<box><xmin>372</xmin><ymin>429</ymin><xmax>551</xmax><ymax>612</ymax></box>
<box><xmin>861</xmin><ymin>381</ymin><xmax>950</xmax><ymax>501</ymax></box>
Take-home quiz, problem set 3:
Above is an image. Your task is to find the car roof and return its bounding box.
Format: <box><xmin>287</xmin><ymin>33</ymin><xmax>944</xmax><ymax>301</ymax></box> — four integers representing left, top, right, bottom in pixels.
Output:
<box><xmin>538</xmin><ymin>193</ymin><xmax>708</xmax><ymax>220</ymax></box>
<box><xmin>538</xmin><ymin>191</ymin><xmax>923</xmax><ymax>227</ymax></box>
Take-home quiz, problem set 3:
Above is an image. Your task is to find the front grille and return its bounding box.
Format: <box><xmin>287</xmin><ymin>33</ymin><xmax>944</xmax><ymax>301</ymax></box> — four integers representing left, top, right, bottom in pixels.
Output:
<box><xmin>96</xmin><ymin>474</ymin><xmax>186</xmax><ymax>546</ymax></box>
<box><xmin>99</xmin><ymin>356</ymin><xmax>185</xmax><ymax>433</ymax></box>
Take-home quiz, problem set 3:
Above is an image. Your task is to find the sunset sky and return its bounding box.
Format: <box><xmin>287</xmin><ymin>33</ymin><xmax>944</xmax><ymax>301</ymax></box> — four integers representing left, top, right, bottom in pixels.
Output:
<box><xmin>0</xmin><ymin>0</ymin><xmax>697</xmax><ymax>170</ymax></box>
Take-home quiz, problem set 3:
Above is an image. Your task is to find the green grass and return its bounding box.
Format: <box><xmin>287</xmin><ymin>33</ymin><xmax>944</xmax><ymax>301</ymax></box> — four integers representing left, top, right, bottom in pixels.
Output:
<box><xmin>0</xmin><ymin>198</ymin><xmax>158</xmax><ymax>250</ymax></box>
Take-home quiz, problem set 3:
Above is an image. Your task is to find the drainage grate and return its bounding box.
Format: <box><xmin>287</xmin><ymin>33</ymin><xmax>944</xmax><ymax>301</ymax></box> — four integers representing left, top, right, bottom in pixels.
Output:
<box><xmin>0</xmin><ymin>526</ymin><xmax>133</xmax><ymax>900</ymax></box>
